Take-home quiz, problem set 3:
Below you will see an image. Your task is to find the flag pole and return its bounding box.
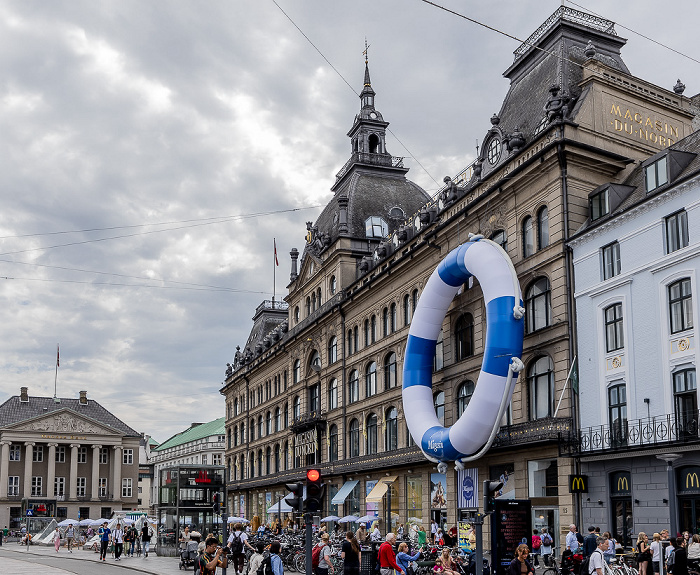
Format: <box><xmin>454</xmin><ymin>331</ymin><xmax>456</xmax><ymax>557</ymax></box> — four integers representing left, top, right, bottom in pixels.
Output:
<box><xmin>273</xmin><ymin>239</ymin><xmax>276</xmax><ymax>303</ymax></box>
<box><xmin>54</xmin><ymin>344</ymin><xmax>59</xmax><ymax>399</ymax></box>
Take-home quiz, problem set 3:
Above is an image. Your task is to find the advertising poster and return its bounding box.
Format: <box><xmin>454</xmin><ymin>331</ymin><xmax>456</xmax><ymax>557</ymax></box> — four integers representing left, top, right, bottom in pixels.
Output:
<box><xmin>489</xmin><ymin>463</ymin><xmax>515</xmax><ymax>499</ymax></box>
<box><xmin>458</xmin><ymin>522</ymin><xmax>473</xmax><ymax>553</ymax></box>
<box><xmin>265</xmin><ymin>492</ymin><xmax>272</xmax><ymax>513</ymax></box>
<box><xmin>365</xmin><ymin>480</ymin><xmax>378</xmax><ymax>514</ymax></box>
<box><xmin>239</xmin><ymin>495</ymin><xmax>245</xmax><ymax>518</ymax></box>
<box><xmin>457</xmin><ymin>468</ymin><xmax>478</xmax><ymax>509</ymax></box>
<box><xmin>492</xmin><ymin>499</ymin><xmax>532</xmax><ymax>575</ymax></box>
<box><xmin>430</xmin><ymin>473</ymin><xmax>447</xmax><ymax>509</ymax></box>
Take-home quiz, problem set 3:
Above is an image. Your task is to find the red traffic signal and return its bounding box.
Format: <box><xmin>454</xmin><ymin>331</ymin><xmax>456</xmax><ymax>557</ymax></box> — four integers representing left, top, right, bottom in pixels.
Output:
<box><xmin>307</xmin><ymin>469</ymin><xmax>320</xmax><ymax>482</ymax></box>
<box><xmin>305</xmin><ymin>469</ymin><xmax>325</xmax><ymax>513</ymax></box>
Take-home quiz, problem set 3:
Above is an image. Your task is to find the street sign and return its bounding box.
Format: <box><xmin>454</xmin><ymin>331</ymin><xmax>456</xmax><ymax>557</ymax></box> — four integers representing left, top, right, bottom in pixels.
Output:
<box><xmin>26</xmin><ymin>509</ymin><xmax>33</xmax><ymax>517</ymax></box>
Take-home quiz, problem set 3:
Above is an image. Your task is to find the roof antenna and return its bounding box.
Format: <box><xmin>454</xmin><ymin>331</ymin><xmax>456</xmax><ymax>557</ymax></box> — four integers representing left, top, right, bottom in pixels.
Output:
<box><xmin>363</xmin><ymin>37</ymin><xmax>370</xmax><ymax>65</ymax></box>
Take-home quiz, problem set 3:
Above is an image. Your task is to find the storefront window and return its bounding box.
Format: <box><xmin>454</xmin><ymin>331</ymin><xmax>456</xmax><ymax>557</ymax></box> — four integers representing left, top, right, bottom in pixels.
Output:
<box><xmin>406</xmin><ymin>476</ymin><xmax>422</xmax><ymax>519</ymax></box>
<box><xmin>527</xmin><ymin>459</ymin><xmax>558</xmax><ymax>497</ymax></box>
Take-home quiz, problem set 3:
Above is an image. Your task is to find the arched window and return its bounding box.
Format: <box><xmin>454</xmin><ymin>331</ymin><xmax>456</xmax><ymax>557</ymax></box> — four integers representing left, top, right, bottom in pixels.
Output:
<box><xmin>250</xmin><ymin>418</ymin><xmax>255</xmax><ymax>441</ymax></box>
<box><xmin>383</xmin><ymin>307</ymin><xmax>389</xmax><ymax>337</ymax></box>
<box><xmin>228</xmin><ymin>428</ymin><xmax>232</xmax><ymax>449</ymax></box>
<box><xmin>234</xmin><ymin>398</ymin><xmax>238</xmax><ymax>415</ymax></box>
<box><xmin>371</xmin><ymin>315</ymin><xmax>377</xmax><ymax>343</ymax></box>
<box><xmin>330</xmin><ymin>275</ymin><xmax>337</xmax><ymax>295</ymax></box>
<box><xmin>522</xmin><ymin>216</ymin><xmax>534</xmax><ymax>258</ymax></box>
<box><xmin>455</xmin><ymin>313</ymin><xmax>474</xmax><ymax>361</ymax></box>
<box><xmin>282</xmin><ymin>441</ymin><xmax>288</xmax><ymax>471</ymax></box>
<box><xmin>283</xmin><ymin>404</ymin><xmax>288</xmax><ymax>428</ymax></box>
<box><xmin>311</xmin><ymin>292</ymin><xmax>316</xmax><ymax>312</ymax></box>
<box><xmin>294</xmin><ymin>306</ymin><xmax>300</xmax><ymax>323</ymax></box>
<box><xmin>240</xmin><ymin>421</ymin><xmax>245</xmax><ymax>443</ymax></box>
<box><xmin>257</xmin><ymin>450</ymin><xmax>263</xmax><ymax>477</ymax></box>
<box><xmin>669</xmin><ymin>278</ymin><xmax>693</xmax><ymax>334</ymax></box>
<box><xmin>309</xmin><ymin>383</ymin><xmax>320</xmax><ymax>414</ymax></box>
<box><xmin>329</xmin><ymin>425</ymin><xmax>339</xmax><ymax>462</ymax></box>
<box><xmin>349</xmin><ymin>419</ymin><xmax>360</xmax><ymax>458</ymax></box>
<box><xmin>233</xmin><ymin>426</ymin><xmax>238</xmax><ymax>447</ymax></box>
<box><xmin>275</xmin><ymin>407</ymin><xmax>281</xmax><ymax>432</ymax></box>
<box><xmin>528</xmin><ymin>356</ymin><xmax>555</xmax><ymax>420</ymax></box>
<box><xmin>365</xmin><ymin>362</ymin><xmax>377</xmax><ymax>397</ymax></box>
<box><xmin>293</xmin><ymin>396</ymin><xmax>300</xmax><ymax>419</ymax></box>
<box><xmin>328</xmin><ymin>378</ymin><xmax>338</xmax><ymax>410</ymax></box>
<box><xmin>434</xmin><ymin>331</ymin><xmax>444</xmax><ymax>372</ymax></box>
<box><xmin>390</xmin><ymin>303</ymin><xmax>397</xmax><ymax>333</ymax></box>
<box><xmin>404</xmin><ymin>294</ymin><xmax>411</xmax><ymax>326</ymax></box>
<box><xmin>525</xmin><ymin>278</ymin><xmax>551</xmax><ymax>333</ymax></box>
<box><xmin>537</xmin><ymin>206</ymin><xmax>549</xmax><ymax>249</ymax></box>
<box><xmin>317</xmin><ymin>287</ymin><xmax>322</xmax><ymax>308</ymax></box>
<box><xmin>490</xmin><ymin>229</ymin><xmax>507</xmax><ymax>252</ymax></box>
<box><xmin>457</xmin><ymin>380</ymin><xmax>475</xmax><ymax>418</ymax></box>
<box><xmin>266</xmin><ymin>447</ymin><xmax>271</xmax><ymax>475</ymax></box>
<box><xmin>250</xmin><ymin>456</ymin><xmax>254</xmax><ymax>478</ymax></box>
<box><xmin>385</xmin><ymin>407</ymin><xmax>398</xmax><ymax>451</ymax></box>
<box><xmin>258</xmin><ymin>416</ymin><xmax>264</xmax><ymax>438</ymax></box>
<box><xmin>266</xmin><ymin>412</ymin><xmax>272</xmax><ymax>435</ymax></box>
<box><xmin>353</xmin><ymin>326</ymin><xmax>359</xmax><ymax>352</ymax></box>
<box><xmin>412</xmin><ymin>289</ymin><xmax>419</xmax><ymax>314</ymax></box>
<box><xmin>364</xmin><ymin>319</ymin><xmax>370</xmax><ymax>347</ymax></box>
<box><xmin>306</xmin><ymin>297</ymin><xmax>311</xmax><ymax>317</ymax></box>
<box><xmin>328</xmin><ymin>336</ymin><xmax>338</xmax><ymax>364</ymax></box>
<box><xmin>604</xmin><ymin>303</ymin><xmax>624</xmax><ymax>352</ymax></box>
<box><xmin>348</xmin><ymin>370</ymin><xmax>359</xmax><ymax>403</ymax></box>
<box><xmin>384</xmin><ymin>352</ymin><xmax>397</xmax><ymax>390</ymax></box>
<box><xmin>366</xmin><ymin>414</ymin><xmax>378</xmax><ymax>455</ymax></box>
<box><xmin>347</xmin><ymin>329</ymin><xmax>353</xmax><ymax>356</ymax></box>
<box><xmin>309</xmin><ymin>350</ymin><xmax>321</xmax><ymax>373</ymax></box>
<box><xmin>434</xmin><ymin>392</ymin><xmax>445</xmax><ymax>426</ymax></box>
<box><xmin>274</xmin><ymin>444</ymin><xmax>280</xmax><ymax>473</ymax></box>
<box><xmin>293</xmin><ymin>359</ymin><xmax>301</xmax><ymax>384</ymax></box>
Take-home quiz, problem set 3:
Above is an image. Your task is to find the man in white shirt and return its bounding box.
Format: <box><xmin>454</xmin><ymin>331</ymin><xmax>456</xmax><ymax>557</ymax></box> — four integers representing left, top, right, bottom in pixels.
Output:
<box><xmin>567</xmin><ymin>524</ymin><xmax>580</xmax><ymax>553</ymax></box>
<box><xmin>113</xmin><ymin>523</ymin><xmax>124</xmax><ymax>561</ymax></box>
<box><xmin>65</xmin><ymin>524</ymin><xmax>75</xmax><ymax>553</ymax></box>
<box><xmin>227</xmin><ymin>523</ymin><xmax>255</xmax><ymax>575</ymax></box>
<box><xmin>590</xmin><ymin>537</ymin><xmax>608</xmax><ymax>575</ymax></box>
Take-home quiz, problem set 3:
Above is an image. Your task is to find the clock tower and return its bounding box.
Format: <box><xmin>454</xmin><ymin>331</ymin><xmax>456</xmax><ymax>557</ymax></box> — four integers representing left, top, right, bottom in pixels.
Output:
<box><xmin>348</xmin><ymin>57</ymin><xmax>390</xmax><ymax>157</ymax></box>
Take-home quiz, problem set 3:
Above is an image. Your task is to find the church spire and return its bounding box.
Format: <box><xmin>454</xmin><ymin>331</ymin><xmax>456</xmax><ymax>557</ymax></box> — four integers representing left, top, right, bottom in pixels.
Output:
<box><xmin>360</xmin><ymin>39</ymin><xmax>375</xmax><ymax>110</ymax></box>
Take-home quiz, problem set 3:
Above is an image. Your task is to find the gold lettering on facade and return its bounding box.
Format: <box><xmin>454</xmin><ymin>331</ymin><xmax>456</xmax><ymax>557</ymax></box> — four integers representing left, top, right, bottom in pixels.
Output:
<box><xmin>608</xmin><ymin>102</ymin><xmax>678</xmax><ymax>148</ymax></box>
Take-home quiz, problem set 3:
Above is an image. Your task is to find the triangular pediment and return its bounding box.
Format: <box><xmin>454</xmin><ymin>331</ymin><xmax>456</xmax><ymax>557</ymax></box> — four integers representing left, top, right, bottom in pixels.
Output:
<box><xmin>5</xmin><ymin>408</ymin><xmax>122</xmax><ymax>436</ymax></box>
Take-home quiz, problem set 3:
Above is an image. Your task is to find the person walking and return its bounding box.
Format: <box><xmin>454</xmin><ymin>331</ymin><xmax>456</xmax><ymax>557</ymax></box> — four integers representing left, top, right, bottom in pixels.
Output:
<box><xmin>141</xmin><ymin>521</ymin><xmax>151</xmax><ymax>558</ymax></box>
<box><xmin>583</xmin><ymin>527</ymin><xmax>598</xmax><ymax>556</ymax></box>
<box><xmin>540</xmin><ymin>529</ymin><xmax>553</xmax><ymax>567</ymax></box>
<box><xmin>341</xmin><ymin>532</ymin><xmax>362</xmax><ymax>575</ymax></box>
<box><xmin>509</xmin><ymin>544</ymin><xmax>535</xmax><ymax>575</ymax></box>
<box><xmin>589</xmin><ymin>537</ymin><xmax>608</xmax><ymax>575</ymax></box>
<box><xmin>270</xmin><ymin>540</ymin><xmax>284</xmax><ymax>575</ymax></box>
<box><xmin>379</xmin><ymin>533</ymin><xmax>405</xmax><ymax>575</ymax></box>
<box><xmin>315</xmin><ymin>533</ymin><xmax>334</xmax><ymax>575</ymax></box>
<box><xmin>98</xmin><ymin>521</ymin><xmax>111</xmax><ymax>561</ymax></box>
<box><xmin>227</xmin><ymin>522</ymin><xmax>255</xmax><ymax>575</ymax></box>
<box><xmin>113</xmin><ymin>523</ymin><xmax>124</xmax><ymax>561</ymax></box>
<box><xmin>566</xmin><ymin>525</ymin><xmax>579</xmax><ymax>553</ymax></box>
<box><xmin>53</xmin><ymin>527</ymin><xmax>61</xmax><ymax>552</ymax></box>
<box><xmin>248</xmin><ymin>543</ymin><xmax>265</xmax><ymax>575</ymax></box>
<box><xmin>531</xmin><ymin>530</ymin><xmax>542</xmax><ymax>567</ymax></box>
<box><xmin>65</xmin><ymin>523</ymin><xmax>74</xmax><ymax>553</ymax></box>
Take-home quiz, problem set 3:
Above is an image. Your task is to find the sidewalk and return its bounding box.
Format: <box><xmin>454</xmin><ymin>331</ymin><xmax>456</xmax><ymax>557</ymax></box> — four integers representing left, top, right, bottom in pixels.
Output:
<box><xmin>0</xmin><ymin>542</ymin><xmax>188</xmax><ymax>575</ymax></box>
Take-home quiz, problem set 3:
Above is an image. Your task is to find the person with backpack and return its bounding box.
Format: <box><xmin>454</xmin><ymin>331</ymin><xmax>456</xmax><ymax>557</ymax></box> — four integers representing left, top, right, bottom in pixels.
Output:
<box><xmin>531</xmin><ymin>529</ymin><xmax>542</xmax><ymax>567</ymax></box>
<box><xmin>583</xmin><ymin>527</ymin><xmax>598</xmax><ymax>557</ymax></box>
<box><xmin>269</xmin><ymin>540</ymin><xmax>284</xmax><ymax>575</ymax></box>
<box><xmin>141</xmin><ymin>522</ymin><xmax>152</xmax><ymax>558</ymax></box>
<box><xmin>669</xmin><ymin>537</ymin><xmax>688</xmax><ymax>575</ymax></box>
<box><xmin>313</xmin><ymin>533</ymin><xmax>334</xmax><ymax>575</ymax></box>
<box><xmin>249</xmin><ymin>543</ymin><xmax>266</xmax><ymax>575</ymax></box>
<box><xmin>227</xmin><ymin>522</ymin><xmax>255</xmax><ymax>575</ymax></box>
<box><xmin>587</xmin><ymin>536</ymin><xmax>608</xmax><ymax>575</ymax></box>
<box><xmin>540</xmin><ymin>529</ymin><xmax>553</xmax><ymax>566</ymax></box>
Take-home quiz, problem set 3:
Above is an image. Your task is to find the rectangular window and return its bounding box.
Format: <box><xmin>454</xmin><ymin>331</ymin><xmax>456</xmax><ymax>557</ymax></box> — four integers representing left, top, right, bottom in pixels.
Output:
<box><xmin>9</xmin><ymin>445</ymin><xmax>20</xmax><ymax>461</ymax></box>
<box><xmin>645</xmin><ymin>156</ymin><xmax>668</xmax><ymax>192</ymax></box>
<box><xmin>202</xmin><ymin>455</ymin><xmax>208</xmax><ymax>465</ymax></box>
<box><xmin>527</xmin><ymin>459</ymin><xmax>558</xmax><ymax>497</ymax></box>
<box><xmin>31</xmin><ymin>476</ymin><xmax>42</xmax><ymax>496</ymax></box>
<box><xmin>666</xmin><ymin>210</ymin><xmax>689</xmax><ymax>254</ymax></box>
<box><xmin>54</xmin><ymin>477</ymin><xmax>66</xmax><ymax>497</ymax></box>
<box><xmin>123</xmin><ymin>449</ymin><xmax>134</xmax><ymax>465</ymax></box>
<box><xmin>76</xmin><ymin>477</ymin><xmax>86</xmax><ymax>497</ymax></box>
<box><xmin>99</xmin><ymin>478</ymin><xmax>108</xmax><ymax>497</ymax></box>
<box><xmin>77</xmin><ymin>447</ymin><xmax>87</xmax><ymax>463</ymax></box>
<box><xmin>122</xmin><ymin>477</ymin><xmax>133</xmax><ymax>498</ymax></box>
<box><xmin>605</xmin><ymin>303</ymin><xmax>625</xmax><ymax>352</ymax></box>
<box><xmin>99</xmin><ymin>448</ymin><xmax>109</xmax><ymax>465</ymax></box>
<box><xmin>32</xmin><ymin>445</ymin><xmax>43</xmax><ymax>462</ymax></box>
<box><xmin>602</xmin><ymin>242</ymin><xmax>621</xmax><ymax>280</ymax></box>
<box><xmin>670</xmin><ymin>278</ymin><xmax>694</xmax><ymax>334</ymax></box>
<box><xmin>406</xmin><ymin>476</ymin><xmax>423</xmax><ymax>519</ymax></box>
<box><xmin>8</xmin><ymin>476</ymin><xmax>19</xmax><ymax>496</ymax></box>
<box><xmin>213</xmin><ymin>454</ymin><xmax>222</xmax><ymax>466</ymax></box>
<box><xmin>55</xmin><ymin>446</ymin><xmax>66</xmax><ymax>463</ymax></box>
<box><xmin>590</xmin><ymin>189</ymin><xmax>609</xmax><ymax>221</ymax></box>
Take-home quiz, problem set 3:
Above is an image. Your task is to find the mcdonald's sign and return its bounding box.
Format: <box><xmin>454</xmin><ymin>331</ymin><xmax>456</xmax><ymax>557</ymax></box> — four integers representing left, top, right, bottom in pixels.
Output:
<box><xmin>569</xmin><ymin>474</ymin><xmax>588</xmax><ymax>493</ymax></box>
<box><xmin>610</xmin><ymin>471</ymin><xmax>631</xmax><ymax>496</ymax></box>
<box><xmin>678</xmin><ymin>467</ymin><xmax>700</xmax><ymax>494</ymax></box>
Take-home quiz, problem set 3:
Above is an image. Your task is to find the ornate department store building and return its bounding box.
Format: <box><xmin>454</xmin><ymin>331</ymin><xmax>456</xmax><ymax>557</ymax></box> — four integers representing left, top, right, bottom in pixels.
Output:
<box><xmin>0</xmin><ymin>388</ymin><xmax>141</xmax><ymax>529</ymax></box>
<box><xmin>220</xmin><ymin>6</ymin><xmax>698</xmax><ymax>547</ymax></box>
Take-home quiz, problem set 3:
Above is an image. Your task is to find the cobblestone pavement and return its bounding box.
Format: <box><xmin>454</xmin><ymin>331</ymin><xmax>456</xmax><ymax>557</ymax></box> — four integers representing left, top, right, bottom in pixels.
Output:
<box><xmin>0</xmin><ymin>543</ymin><xmax>191</xmax><ymax>575</ymax></box>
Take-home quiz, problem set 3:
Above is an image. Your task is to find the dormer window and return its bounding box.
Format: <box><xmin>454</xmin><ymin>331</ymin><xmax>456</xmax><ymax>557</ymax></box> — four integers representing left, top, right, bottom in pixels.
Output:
<box><xmin>487</xmin><ymin>137</ymin><xmax>501</xmax><ymax>165</ymax></box>
<box><xmin>645</xmin><ymin>155</ymin><xmax>668</xmax><ymax>193</ymax></box>
<box><xmin>590</xmin><ymin>188</ymin><xmax>610</xmax><ymax>221</ymax></box>
<box><xmin>365</xmin><ymin>216</ymin><xmax>388</xmax><ymax>238</ymax></box>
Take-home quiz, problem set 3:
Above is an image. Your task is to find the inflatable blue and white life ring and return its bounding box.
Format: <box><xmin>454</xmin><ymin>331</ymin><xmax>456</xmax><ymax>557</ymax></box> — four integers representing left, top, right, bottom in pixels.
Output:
<box><xmin>402</xmin><ymin>235</ymin><xmax>525</xmax><ymax>469</ymax></box>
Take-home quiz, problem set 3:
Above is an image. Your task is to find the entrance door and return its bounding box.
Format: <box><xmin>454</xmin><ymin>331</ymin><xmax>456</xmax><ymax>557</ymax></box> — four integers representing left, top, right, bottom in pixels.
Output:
<box><xmin>680</xmin><ymin>498</ymin><xmax>700</xmax><ymax>535</ymax></box>
<box><xmin>532</xmin><ymin>508</ymin><xmax>559</xmax><ymax>557</ymax></box>
<box><xmin>612</xmin><ymin>499</ymin><xmax>633</xmax><ymax>549</ymax></box>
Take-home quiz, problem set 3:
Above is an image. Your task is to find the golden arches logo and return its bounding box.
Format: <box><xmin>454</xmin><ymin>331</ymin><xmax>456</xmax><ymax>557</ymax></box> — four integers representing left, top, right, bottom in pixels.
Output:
<box><xmin>617</xmin><ymin>476</ymin><xmax>629</xmax><ymax>492</ymax></box>
<box><xmin>686</xmin><ymin>473</ymin><xmax>700</xmax><ymax>489</ymax></box>
<box><xmin>571</xmin><ymin>476</ymin><xmax>586</xmax><ymax>491</ymax></box>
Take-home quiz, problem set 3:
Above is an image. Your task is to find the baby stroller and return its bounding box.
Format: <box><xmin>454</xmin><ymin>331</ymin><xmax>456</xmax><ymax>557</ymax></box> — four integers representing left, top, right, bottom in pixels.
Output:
<box><xmin>180</xmin><ymin>540</ymin><xmax>200</xmax><ymax>570</ymax></box>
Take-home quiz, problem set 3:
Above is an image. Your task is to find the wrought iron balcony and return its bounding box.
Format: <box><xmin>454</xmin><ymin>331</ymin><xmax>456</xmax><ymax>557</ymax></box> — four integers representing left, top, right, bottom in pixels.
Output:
<box><xmin>493</xmin><ymin>417</ymin><xmax>573</xmax><ymax>449</ymax></box>
<box><xmin>568</xmin><ymin>410</ymin><xmax>700</xmax><ymax>456</ymax></box>
<box><xmin>290</xmin><ymin>411</ymin><xmax>326</xmax><ymax>433</ymax></box>
<box><xmin>335</xmin><ymin>152</ymin><xmax>404</xmax><ymax>183</ymax></box>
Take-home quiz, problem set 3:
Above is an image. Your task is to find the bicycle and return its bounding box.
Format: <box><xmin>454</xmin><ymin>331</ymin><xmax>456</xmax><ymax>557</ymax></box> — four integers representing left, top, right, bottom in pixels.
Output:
<box><xmin>609</xmin><ymin>554</ymin><xmax>638</xmax><ymax>575</ymax></box>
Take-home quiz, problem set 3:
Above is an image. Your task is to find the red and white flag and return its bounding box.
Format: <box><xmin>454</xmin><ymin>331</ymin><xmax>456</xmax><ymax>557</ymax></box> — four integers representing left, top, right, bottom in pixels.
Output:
<box><xmin>274</xmin><ymin>239</ymin><xmax>279</xmax><ymax>266</ymax></box>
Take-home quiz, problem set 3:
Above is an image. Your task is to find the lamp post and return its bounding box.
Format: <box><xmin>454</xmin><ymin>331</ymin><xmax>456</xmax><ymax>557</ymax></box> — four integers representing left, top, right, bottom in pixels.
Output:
<box><xmin>656</xmin><ymin>453</ymin><xmax>682</xmax><ymax>535</ymax></box>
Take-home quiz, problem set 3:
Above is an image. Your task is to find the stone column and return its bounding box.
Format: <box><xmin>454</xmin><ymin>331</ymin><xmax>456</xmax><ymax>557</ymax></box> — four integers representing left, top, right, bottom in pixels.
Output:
<box><xmin>112</xmin><ymin>446</ymin><xmax>122</xmax><ymax>501</ymax></box>
<box><xmin>47</xmin><ymin>443</ymin><xmax>58</xmax><ymax>499</ymax></box>
<box><xmin>0</xmin><ymin>441</ymin><xmax>10</xmax><ymax>497</ymax></box>
<box><xmin>69</xmin><ymin>444</ymin><xmax>79</xmax><ymax>500</ymax></box>
<box><xmin>91</xmin><ymin>445</ymin><xmax>102</xmax><ymax>500</ymax></box>
<box><xmin>23</xmin><ymin>442</ymin><xmax>34</xmax><ymax>497</ymax></box>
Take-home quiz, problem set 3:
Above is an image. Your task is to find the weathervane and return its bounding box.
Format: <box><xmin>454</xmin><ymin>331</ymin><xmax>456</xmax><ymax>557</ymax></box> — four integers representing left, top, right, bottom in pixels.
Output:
<box><xmin>363</xmin><ymin>38</ymin><xmax>370</xmax><ymax>65</ymax></box>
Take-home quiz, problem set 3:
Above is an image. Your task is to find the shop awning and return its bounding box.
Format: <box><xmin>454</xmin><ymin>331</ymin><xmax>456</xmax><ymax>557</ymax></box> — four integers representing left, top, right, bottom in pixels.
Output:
<box><xmin>365</xmin><ymin>476</ymin><xmax>398</xmax><ymax>503</ymax></box>
<box><xmin>331</xmin><ymin>480</ymin><xmax>359</xmax><ymax>505</ymax></box>
<box><xmin>267</xmin><ymin>498</ymin><xmax>294</xmax><ymax>513</ymax></box>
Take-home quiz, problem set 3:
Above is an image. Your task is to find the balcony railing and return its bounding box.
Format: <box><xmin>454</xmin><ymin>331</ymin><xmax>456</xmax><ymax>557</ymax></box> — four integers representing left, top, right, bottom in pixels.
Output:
<box><xmin>335</xmin><ymin>152</ymin><xmax>404</xmax><ymax>183</ymax></box>
<box><xmin>494</xmin><ymin>417</ymin><xmax>573</xmax><ymax>449</ymax></box>
<box><xmin>566</xmin><ymin>410</ymin><xmax>700</xmax><ymax>456</ymax></box>
<box><xmin>290</xmin><ymin>411</ymin><xmax>326</xmax><ymax>433</ymax></box>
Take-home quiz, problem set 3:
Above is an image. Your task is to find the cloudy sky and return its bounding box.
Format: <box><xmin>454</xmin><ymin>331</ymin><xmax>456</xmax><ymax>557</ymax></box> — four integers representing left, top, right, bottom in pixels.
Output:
<box><xmin>1</xmin><ymin>0</ymin><xmax>697</xmax><ymax>442</ymax></box>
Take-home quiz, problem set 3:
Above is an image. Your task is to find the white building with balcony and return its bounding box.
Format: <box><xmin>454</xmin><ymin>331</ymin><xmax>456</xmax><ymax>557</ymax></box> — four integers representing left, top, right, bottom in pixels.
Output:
<box><xmin>150</xmin><ymin>418</ymin><xmax>225</xmax><ymax>505</ymax></box>
<box><xmin>570</xmin><ymin>131</ymin><xmax>700</xmax><ymax>545</ymax></box>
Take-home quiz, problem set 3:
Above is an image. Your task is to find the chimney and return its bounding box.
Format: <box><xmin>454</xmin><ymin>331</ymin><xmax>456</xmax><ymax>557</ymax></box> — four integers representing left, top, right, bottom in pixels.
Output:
<box><xmin>290</xmin><ymin>248</ymin><xmax>299</xmax><ymax>281</ymax></box>
<box><xmin>79</xmin><ymin>391</ymin><xmax>88</xmax><ymax>405</ymax></box>
<box><xmin>20</xmin><ymin>387</ymin><xmax>29</xmax><ymax>403</ymax></box>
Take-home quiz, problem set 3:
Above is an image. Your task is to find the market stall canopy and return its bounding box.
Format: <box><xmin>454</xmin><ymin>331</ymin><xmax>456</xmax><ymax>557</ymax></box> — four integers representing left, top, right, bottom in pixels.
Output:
<box><xmin>338</xmin><ymin>515</ymin><xmax>360</xmax><ymax>523</ymax></box>
<box><xmin>267</xmin><ymin>498</ymin><xmax>293</xmax><ymax>513</ymax></box>
<box><xmin>320</xmin><ymin>515</ymin><xmax>341</xmax><ymax>522</ymax></box>
<box><xmin>365</xmin><ymin>476</ymin><xmax>398</xmax><ymax>503</ymax></box>
<box><xmin>57</xmin><ymin>519</ymin><xmax>80</xmax><ymax>527</ymax></box>
<box><xmin>331</xmin><ymin>480</ymin><xmax>359</xmax><ymax>505</ymax></box>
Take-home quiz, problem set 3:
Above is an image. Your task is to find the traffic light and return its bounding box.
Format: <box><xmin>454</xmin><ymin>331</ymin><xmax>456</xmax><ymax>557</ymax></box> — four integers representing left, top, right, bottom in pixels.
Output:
<box><xmin>285</xmin><ymin>482</ymin><xmax>305</xmax><ymax>512</ymax></box>
<box><xmin>305</xmin><ymin>469</ymin><xmax>326</xmax><ymax>513</ymax></box>
<box><xmin>213</xmin><ymin>492</ymin><xmax>220</xmax><ymax>513</ymax></box>
<box><xmin>483</xmin><ymin>479</ymin><xmax>503</xmax><ymax>514</ymax></box>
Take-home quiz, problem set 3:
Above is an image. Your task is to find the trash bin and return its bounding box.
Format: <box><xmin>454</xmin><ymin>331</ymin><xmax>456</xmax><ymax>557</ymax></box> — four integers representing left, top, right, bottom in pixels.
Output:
<box><xmin>361</xmin><ymin>545</ymin><xmax>374</xmax><ymax>575</ymax></box>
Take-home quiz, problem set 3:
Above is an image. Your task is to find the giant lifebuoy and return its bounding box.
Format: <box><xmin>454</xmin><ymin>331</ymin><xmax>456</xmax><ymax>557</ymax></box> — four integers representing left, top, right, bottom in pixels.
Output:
<box><xmin>402</xmin><ymin>236</ymin><xmax>524</xmax><ymax>470</ymax></box>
